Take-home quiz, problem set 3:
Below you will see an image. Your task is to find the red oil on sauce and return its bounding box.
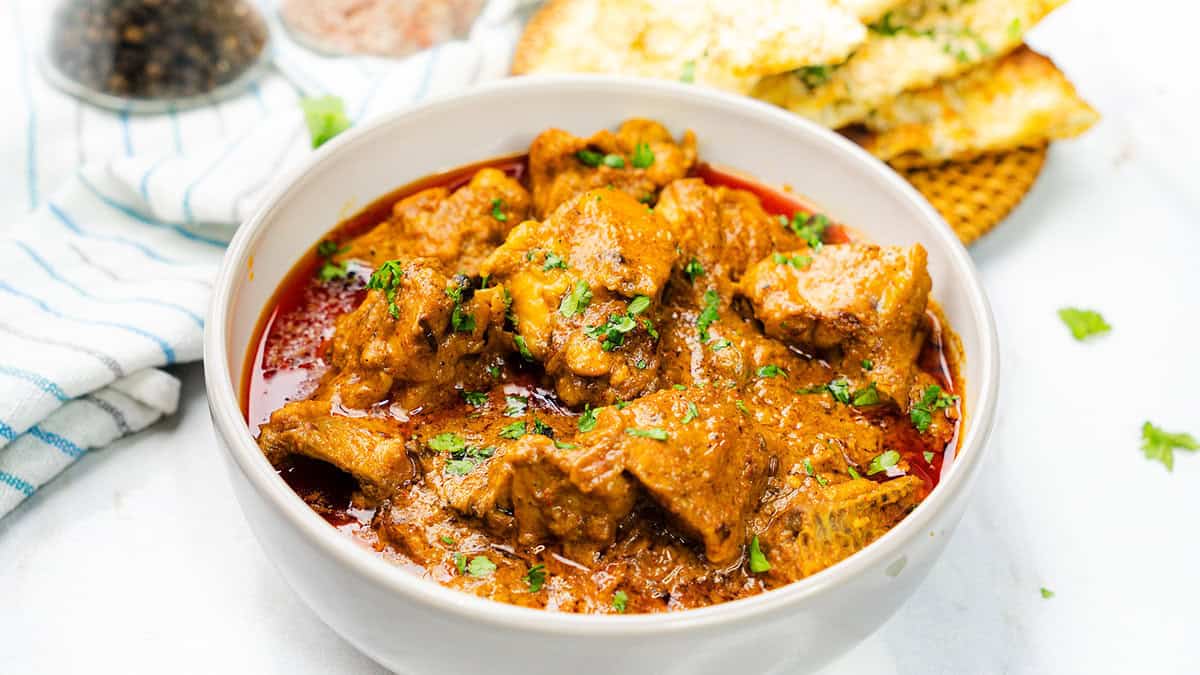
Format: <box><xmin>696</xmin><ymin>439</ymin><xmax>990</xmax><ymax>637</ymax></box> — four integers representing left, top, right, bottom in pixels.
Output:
<box><xmin>243</xmin><ymin>155</ymin><xmax>961</xmax><ymax>506</ymax></box>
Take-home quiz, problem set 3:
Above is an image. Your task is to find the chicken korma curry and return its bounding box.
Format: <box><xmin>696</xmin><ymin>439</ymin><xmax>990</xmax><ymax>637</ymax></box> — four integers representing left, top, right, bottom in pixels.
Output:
<box><xmin>245</xmin><ymin>120</ymin><xmax>963</xmax><ymax>614</ymax></box>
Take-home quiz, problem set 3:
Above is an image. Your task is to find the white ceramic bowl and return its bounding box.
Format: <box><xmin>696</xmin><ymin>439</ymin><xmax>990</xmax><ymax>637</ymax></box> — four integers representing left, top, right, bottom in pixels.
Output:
<box><xmin>204</xmin><ymin>76</ymin><xmax>999</xmax><ymax>675</ymax></box>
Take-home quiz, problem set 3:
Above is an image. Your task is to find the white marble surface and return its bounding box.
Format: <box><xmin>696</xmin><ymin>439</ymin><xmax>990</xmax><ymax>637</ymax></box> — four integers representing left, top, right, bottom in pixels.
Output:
<box><xmin>3</xmin><ymin>1</ymin><xmax>1199</xmax><ymax>672</ymax></box>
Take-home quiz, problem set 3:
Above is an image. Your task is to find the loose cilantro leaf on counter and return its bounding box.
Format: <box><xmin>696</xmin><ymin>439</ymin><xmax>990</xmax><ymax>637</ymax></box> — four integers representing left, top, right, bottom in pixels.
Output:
<box><xmin>748</xmin><ymin>536</ymin><xmax>771</xmax><ymax>573</ymax></box>
<box><xmin>1040</xmin><ymin>587</ymin><xmax>1054</xmax><ymax>599</ymax></box>
<box><xmin>559</xmin><ymin>279</ymin><xmax>593</xmax><ymax>317</ymax></box>
<box><xmin>612</xmin><ymin>590</ymin><xmax>629</xmax><ymax>613</ymax></box>
<box><xmin>467</xmin><ymin>556</ymin><xmax>497</xmax><ymax>577</ymax></box>
<box><xmin>367</xmin><ymin>260</ymin><xmax>405</xmax><ymax>319</ymax></box>
<box><xmin>525</xmin><ymin>564</ymin><xmax>547</xmax><ymax>592</ymax></box>
<box><xmin>867</xmin><ymin>450</ymin><xmax>901</xmax><ymax>476</ymax></box>
<box><xmin>499</xmin><ymin>421</ymin><xmax>526</xmax><ymax>440</ymax></box>
<box><xmin>911</xmin><ymin>385</ymin><xmax>957</xmax><ymax>433</ymax></box>
<box><xmin>1058</xmin><ymin>307</ymin><xmax>1111</xmax><ymax>341</ymax></box>
<box><xmin>300</xmin><ymin>95</ymin><xmax>351</xmax><ymax>148</ymax></box>
<box><xmin>578</xmin><ymin>405</ymin><xmax>598</xmax><ymax>432</ymax></box>
<box><xmin>1141</xmin><ymin>421</ymin><xmax>1199</xmax><ymax>471</ymax></box>
<box><xmin>625</xmin><ymin>427</ymin><xmax>668</xmax><ymax>441</ymax></box>
<box><xmin>631</xmin><ymin>142</ymin><xmax>655</xmax><ymax>169</ymax></box>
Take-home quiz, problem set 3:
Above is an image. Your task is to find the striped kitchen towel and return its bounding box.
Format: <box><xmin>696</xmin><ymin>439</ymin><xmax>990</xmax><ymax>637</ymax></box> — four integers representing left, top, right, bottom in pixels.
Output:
<box><xmin>0</xmin><ymin>0</ymin><xmax>532</xmax><ymax>517</ymax></box>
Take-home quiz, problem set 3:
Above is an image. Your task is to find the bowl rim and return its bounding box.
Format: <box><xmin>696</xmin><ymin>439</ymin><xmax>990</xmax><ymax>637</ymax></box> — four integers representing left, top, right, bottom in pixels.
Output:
<box><xmin>203</xmin><ymin>74</ymin><xmax>999</xmax><ymax>637</ymax></box>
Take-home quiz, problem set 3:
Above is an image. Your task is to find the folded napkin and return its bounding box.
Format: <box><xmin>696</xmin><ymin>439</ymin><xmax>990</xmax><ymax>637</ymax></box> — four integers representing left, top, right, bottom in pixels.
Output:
<box><xmin>0</xmin><ymin>0</ymin><xmax>532</xmax><ymax>517</ymax></box>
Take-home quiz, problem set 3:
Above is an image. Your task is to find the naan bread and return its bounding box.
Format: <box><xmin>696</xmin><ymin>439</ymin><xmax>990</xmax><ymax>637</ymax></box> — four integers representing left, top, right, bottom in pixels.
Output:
<box><xmin>512</xmin><ymin>0</ymin><xmax>866</xmax><ymax>95</ymax></box>
<box><xmin>854</xmin><ymin>46</ymin><xmax>1098</xmax><ymax>166</ymax></box>
<box><xmin>751</xmin><ymin>0</ymin><xmax>1067</xmax><ymax>128</ymax></box>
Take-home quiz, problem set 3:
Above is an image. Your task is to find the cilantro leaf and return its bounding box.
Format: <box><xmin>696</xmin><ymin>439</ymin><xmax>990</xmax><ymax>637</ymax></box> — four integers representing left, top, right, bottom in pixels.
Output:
<box><xmin>467</xmin><ymin>555</ymin><xmax>497</xmax><ymax>577</ymax></box>
<box><xmin>612</xmin><ymin>590</ymin><xmax>629</xmax><ymax>613</ymax></box>
<box><xmin>601</xmin><ymin>154</ymin><xmax>625</xmax><ymax>169</ymax></box>
<box><xmin>911</xmin><ymin>385</ymin><xmax>957</xmax><ymax>433</ymax></box>
<box><xmin>681</xmin><ymin>402</ymin><xmax>699</xmax><ymax>424</ymax></box>
<box><xmin>585</xmin><ymin>314</ymin><xmax>638</xmax><ymax>351</ymax></box>
<box><xmin>1040</xmin><ymin>587</ymin><xmax>1054</xmax><ymax>599</ymax></box>
<box><xmin>1141</xmin><ymin>421</ymin><xmax>1199</xmax><ymax>471</ymax></box>
<box><xmin>788</xmin><ymin>212</ymin><xmax>830</xmax><ymax>250</ymax></box>
<box><xmin>625</xmin><ymin>427</ymin><xmax>668</xmax><ymax>441</ymax></box>
<box><xmin>428</xmin><ymin>433</ymin><xmax>466</xmax><ymax>454</ymax></box>
<box><xmin>367</xmin><ymin>260</ymin><xmax>405</xmax><ymax>319</ymax></box>
<box><xmin>626</xmin><ymin>295</ymin><xmax>651</xmax><ymax>316</ymax></box>
<box><xmin>756</xmin><ymin>364</ymin><xmax>786</xmax><ymax>379</ymax></box>
<box><xmin>504</xmin><ymin>395</ymin><xmax>528</xmax><ymax>418</ymax></box>
<box><xmin>578</xmin><ymin>405</ymin><xmax>598</xmax><ymax>432</ymax></box>
<box><xmin>696</xmin><ymin>289</ymin><xmax>720</xmax><ymax>342</ymax></box>
<box><xmin>826</xmin><ymin>377</ymin><xmax>851</xmax><ymax>404</ymax></box>
<box><xmin>631</xmin><ymin>142</ymin><xmax>655</xmax><ymax>169</ymax></box>
<box><xmin>490</xmin><ymin>198</ymin><xmax>508</xmax><ymax>222</ymax></box>
<box><xmin>559</xmin><ymin>279</ymin><xmax>593</xmax><ymax>317</ymax></box>
<box><xmin>772</xmin><ymin>252</ymin><xmax>812</xmax><ymax>270</ymax></box>
<box><xmin>867</xmin><ymin>450</ymin><xmax>901</xmax><ymax>476</ymax></box>
<box><xmin>461</xmin><ymin>391</ymin><xmax>487</xmax><ymax>407</ymax></box>
<box><xmin>300</xmin><ymin>96</ymin><xmax>351</xmax><ymax>148</ymax></box>
<box><xmin>524</xmin><ymin>564</ymin><xmax>547</xmax><ymax>592</ymax></box>
<box><xmin>748</xmin><ymin>536</ymin><xmax>771</xmax><ymax>573</ymax></box>
<box><xmin>513</xmin><ymin>335</ymin><xmax>535</xmax><ymax>361</ymax></box>
<box><xmin>852</xmin><ymin>383</ymin><xmax>880</xmax><ymax>406</ymax></box>
<box><xmin>576</xmin><ymin>149</ymin><xmax>603</xmax><ymax>167</ymax></box>
<box><xmin>680</xmin><ymin>60</ymin><xmax>696</xmax><ymax>83</ymax></box>
<box><xmin>683</xmin><ymin>258</ymin><xmax>705</xmax><ymax>283</ymax></box>
<box><xmin>542</xmin><ymin>251</ymin><xmax>568</xmax><ymax>271</ymax></box>
<box><xmin>1058</xmin><ymin>307</ymin><xmax>1111</xmax><ymax>341</ymax></box>
<box><xmin>499</xmin><ymin>421</ymin><xmax>526</xmax><ymax>440</ymax></box>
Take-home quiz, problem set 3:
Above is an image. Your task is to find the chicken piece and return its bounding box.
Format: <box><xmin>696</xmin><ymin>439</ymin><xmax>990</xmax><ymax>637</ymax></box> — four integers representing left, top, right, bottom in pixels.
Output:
<box><xmin>482</xmin><ymin>189</ymin><xmax>677</xmax><ymax>406</ymax></box>
<box><xmin>738</xmin><ymin>243</ymin><xmax>930</xmax><ymax>405</ymax></box>
<box><xmin>527</xmin><ymin>119</ymin><xmax>697</xmax><ymax>218</ymax></box>
<box><xmin>321</xmin><ymin>261</ymin><xmax>505</xmax><ymax>409</ymax></box>
<box><xmin>418</xmin><ymin>431</ymin><xmax>517</xmax><ymax>535</ymax></box>
<box><xmin>507</xmin><ymin>435</ymin><xmax>638</xmax><ymax>561</ymax></box>
<box><xmin>258</xmin><ymin>400</ymin><xmax>414</xmax><ymax>501</ymax></box>
<box><xmin>757</xmin><ymin>476</ymin><xmax>925</xmax><ymax>581</ymax></box>
<box><xmin>656</xmin><ymin>178</ymin><xmax>805</xmax><ymax>282</ymax></box>
<box><xmin>588</xmin><ymin>389</ymin><xmax>770</xmax><ymax>564</ymax></box>
<box><xmin>340</xmin><ymin>168</ymin><xmax>531</xmax><ymax>276</ymax></box>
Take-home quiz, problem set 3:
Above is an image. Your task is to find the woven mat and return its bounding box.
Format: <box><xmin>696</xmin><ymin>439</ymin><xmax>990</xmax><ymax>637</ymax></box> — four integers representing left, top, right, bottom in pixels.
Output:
<box><xmin>897</xmin><ymin>144</ymin><xmax>1048</xmax><ymax>245</ymax></box>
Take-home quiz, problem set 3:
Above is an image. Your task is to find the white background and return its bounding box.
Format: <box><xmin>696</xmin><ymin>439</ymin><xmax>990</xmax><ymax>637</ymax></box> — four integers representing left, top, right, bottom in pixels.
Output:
<box><xmin>2</xmin><ymin>1</ymin><xmax>1198</xmax><ymax>673</ymax></box>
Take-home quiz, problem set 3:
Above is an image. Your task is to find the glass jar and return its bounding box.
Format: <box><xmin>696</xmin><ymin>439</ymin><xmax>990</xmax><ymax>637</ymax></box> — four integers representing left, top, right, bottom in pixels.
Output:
<box><xmin>43</xmin><ymin>0</ymin><xmax>271</xmax><ymax>113</ymax></box>
<box><xmin>279</xmin><ymin>0</ymin><xmax>485</xmax><ymax>59</ymax></box>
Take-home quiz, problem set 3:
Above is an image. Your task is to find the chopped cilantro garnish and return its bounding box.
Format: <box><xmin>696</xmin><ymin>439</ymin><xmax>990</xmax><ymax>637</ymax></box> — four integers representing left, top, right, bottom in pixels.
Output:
<box><xmin>672</xmin><ymin>384</ymin><xmax>687</xmax><ymax>391</ymax></box>
<box><xmin>428</xmin><ymin>433</ymin><xmax>466</xmax><ymax>454</ymax></box>
<box><xmin>488</xmin><ymin>364</ymin><xmax>502</xmax><ymax>379</ymax></box>
<box><xmin>631</xmin><ymin>142</ymin><xmax>655</xmax><ymax>169</ymax></box>
<box><xmin>300</xmin><ymin>95</ymin><xmax>351</xmax><ymax>148</ymax></box>
<box><xmin>440</xmin><ymin>535</ymin><xmax>455</xmax><ymax>546</ymax></box>
<box><xmin>788</xmin><ymin>212</ymin><xmax>830</xmax><ymax>250</ymax></box>
<box><xmin>710</xmin><ymin>339</ymin><xmax>732</xmax><ymax>351</ymax></box>
<box><xmin>602</xmin><ymin>154</ymin><xmax>626</xmax><ymax>169</ymax></box>
<box><xmin>504</xmin><ymin>395</ymin><xmax>529</xmax><ymax>418</ymax></box>
<box><xmin>772</xmin><ymin>252</ymin><xmax>812</xmax><ymax>270</ymax></box>
<box><xmin>467</xmin><ymin>555</ymin><xmax>497</xmax><ymax>577</ymax></box>
<box><xmin>683</xmin><ymin>258</ymin><xmax>705</xmax><ymax>283</ymax></box>
<box><xmin>625</xmin><ymin>427</ymin><xmax>668</xmax><ymax>441</ymax></box>
<box><xmin>524</xmin><ymin>564</ymin><xmax>547</xmax><ymax>592</ymax></box>
<box><xmin>852</xmin><ymin>383</ymin><xmax>880</xmax><ymax>406</ymax></box>
<box><xmin>861</xmin><ymin>359</ymin><xmax>874</xmax><ymax>371</ymax></box>
<box><xmin>804</xmin><ymin>458</ymin><xmax>829</xmax><ymax>486</ymax></box>
<box><xmin>1007</xmin><ymin>17</ymin><xmax>1022</xmax><ymax>40</ymax></box>
<box><xmin>578</xmin><ymin>405</ymin><xmax>598</xmax><ymax>433</ymax></box>
<box><xmin>490</xmin><ymin>198</ymin><xmax>508</xmax><ymax>222</ymax></box>
<box><xmin>585</xmin><ymin>314</ymin><xmax>638</xmax><ymax>351</ymax></box>
<box><xmin>627</xmin><ymin>295</ymin><xmax>651</xmax><ymax>316</ymax></box>
<box><xmin>867</xmin><ymin>450</ymin><xmax>901</xmax><ymax>476</ymax></box>
<box><xmin>542</xmin><ymin>251</ymin><xmax>568</xmax><ymax>271</ymax></box>
<box><xmin>559</xmin><ymin>279</ymin><xmax>593</xmax><ymax>318</ymax></box>
<box><xmin>923</xmin><ymin>451</ymin><xmax>935</xmax><ymax>464</ymax></box>
<box><xmin>461</xmin><ymin>390</ymin><xmax>487</xmax><ymax>406</ymax></box>
<box><xmin>576</xmin><ymin>149</ymin><xmax>603</xmax><ymax>167</ymax></box>
<box><xmin>612</xmin><ymin>590</ymin><xmax>629</xmax><ymax>613</ymax></box>
<box><xmin>796</xmin><ymin>64</ymin><xmax>832</xmax><ymax>88</ymax></box>
<box><xmin>735</xmin><ymin>399</ymin><xmax>751</xmax><ymax>415</ymax></box>
<box><xmin>911</xmin><ymin>385</ymin><xmax>957</xmax><ymax>433</ymax></box>
<box><xmin>847</xmin><ymin>465</ymin><xmax>861</xmax><ymax>480</ymax></box>
<box><xmin>445</xmin><ymin>445</ymin><xmax>495</xmax><ymax>475</ymax></box>
<box><xmin>748</xmin><ymin>536</ymin><xmax>771</xmax><ymax>573</ymax></box>
<box><xmin>635</xmin><ymin>359</ymin><xmax>647</xmax><ymax>369</ymax></box>
<box><xmin>1141</xmin><ymin>421</ymin><xmax>1199</xmax><ymax>471</ymax></box>
<box><xmin>367</xmin><ymin>260</ymin><xmax>405</xmax><ymax>319</ymax></box>
<box><xmin>499</xmin><ymin>421</ymin><xmax>526</xmax><ymax>440</ymax></box>
<box><xmin>680</xmin><ymin>60</ymin><xmax>696</xmax><ymax>83</ymax></box>
<box><xmin>514</xmin><ymin>335</ymin><xmax>534</xmax><ymax>361</ymax></box>
<box><xmin>453</xmin><ymin>553</ymin><xmax>467</xmax><ymax>574</ymax></box>
<box><xmin>531</xmin><ymin>418</ymin><xmax>554</xmax><ymax>437</ymax></box>
<box><xmin>445</xmin><ymin>275</ymin><xmax>476</xmax><ymax>333</ymax></box>
<box><xmin>681</xmin><ymin>402</ymin><xmax>699</xmax><ymax>424</ymax></box>
<box><xmin>826</xmin><ymin>377</ymin><xmax>852</xmax><ymax>404</ymax></box>
<box><xmin>315</xmin><ymin>239</ymin><xmax>349</xmax><ymax>282</ymax></box>
<box><xmin>696</xmin><ymin>288</ymin><xmax>720</xmax><ymax>341</ymax></box>
<box><xmin>554</xmin><ymin>440</ymin><xmax>577</xmax><ymax>450</ymax></box>
<box><xmin>643</xmin><ymin>318</ymin><xmax>659</xmax><ymax>339</ymax></box>
<box><xmin>1058</xmin><ymin>308</ymin><xmax>1111</xmax><ymax>341</ymax></box>
<box><xmin>756</xmin><ymin>364</ymin><xmax>786</xmax><ymax>379</ymax></box>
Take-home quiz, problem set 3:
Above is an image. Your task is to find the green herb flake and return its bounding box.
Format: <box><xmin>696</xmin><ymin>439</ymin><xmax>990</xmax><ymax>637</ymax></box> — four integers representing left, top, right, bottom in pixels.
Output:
<box><xmin>440</xmin><ymin>535</ymin><xmax>455</xmax><ymax>546</ymax></box>
<box><xmin>796</xmin><ymin>64</ymin><xmax>832</xmax><ymax>88</ymax></box>
<box><xmin>748</xmin><ymin>536</ymin><xmax>771</xmax><ymax>573</ymax></box>
<box><xmin>578</xmin><ymin>405</ymin><xmax>598</xmax><ymax>433</ymax></box>
<box><xmin>461</xmin><ymin>390</ymin><xmax>488</xmax><ymax>407</ymax></box>
<box><xmin>680</xmin><ymin>60</ymin><xmax>696</xmax><ymax>83</ymax></box>
<box><xmin>488</xmin><ymin>364</ymin><xmax>502</xmax><ymax>379</ymax></box>
<box><xmin>576</xmin><ymin>149</ymin><xmax>603</xmax><ymax>167</ymax></box>
<box><xmin>710</xmin><ymin>339</ymin><xmax>732</xmax><ymax>352</ymax></box>
<box><xmin>602</xmin><ymin>154</ymin><xmax>626</xmax><ymax>169</ymax></box>
<box><xmin>756</xmin><ymin>364</ymin><xmax>786</xmax><ymax>379</ymax></box>
<box><xmin>445</xmin><ymin>445</ymin><xmax>495</xmax><ymax>476</ymax></box>
<box><xmin>542</xmin><ymin>251</ymin><xmax>568</xmax><ymax>271</ymax></box>
<box><xmin>499</xmin><ymin>421</ymin><xmax>526</xmax><ymax>440</ymax></box>
<box><xmin>923</xmin><ymin>451</ymin><xmax>935</xmax><ymax>464</ymax></box>
<box><xmin>612</xmin><ymin>590</ymin><xmax>629</xmax><ymax>613</ymax></box>
<box><xmin>446</xmin><ymin>276</ymin><xmax>477</xmax><ymax>333</ymax></box>
<box><xmin>367</xmin><ymin>260</ymin><xmax>405</xmax><ymax>319</ymax></box>
<box><xmin>681</xmin><ymin>402</ymin><xmax>699</xmax><ymax>424</ymax></box>
<box><xmin>861</xmin><ymin>359</ymin><xmax>874</xmax><ymax>371</ymax></box>
<box><xmin>453</xmin><ymin>553</ymin><xmax>467</xmax><ymax>575</ymax></box>
<box><xmin>514</xmin><ymin>335</ymin><xmax>535</xmax><ymax>361</ymax></box>
<box><xmin>643</xmin><ymin>318</ymin><xmax>659</xmax><ymax>340</ymax></box>
<box><xmin>554</xmin><ymin>440</ymin><xmax>577</xmax><ymax>450</ymax></box>
<box><xmin>300</xmin><ymin>95</ymin><xmax>351</xmax><ymax>148</ymax></box>
<box><xmin>626</xmin><ymin>295</ymin><xmax>652</xmax><ymax>316</ymax></box>
<box><xmin>315</xmin><ymin>240</ymin><xmax>350</xmax><ymax>282</ymax></box>
<box><xmin>1040</xmin><ymin>587</ymin><xmax>1054</xmax><ymax>599</ymax></box>
<box><xmin>772</xmin><ymin>252</ymin><xmax>812</xmax><ymax>270</ymax></box>
<box><xmin>467</xmin><ymin>555</ymin><xmax>497</xmax><ymax>577</ymax></box>
<box><xmin>625</xmin><ymin>427</ymin><xmax>669</xmax><ymax>441</ymax></box>
<box><xmin>524</xmin><ymin>564</ymin><xmax>547</xmax><ymax>592</ymax></box>
<box><xmin>635</xmin><ymin>359</ymin><xmax>647</xmax><ymax>369</ymax></box>
<box><xmin>847</xmin><ymin>465</ymin><xmax>861</xmax><ymax>480</ymax></box>
<box><xmin>490</xmin><ymin>198</ymin><xmax>508</xmax><ymax>222</ymax></box>
<box><xmin>683</xmin><ymin>258</ymin><xmax>705</xmax><ymax>283</ymax></box>
<box><xmin>852</xmin><ymin>383</ymin><xmax>880</xmax><ymax>407</ymax></box>
<box><xmin>428</xmin><ymin>433</ymin><xmax>466</xmax><ymax>454</ymax></box>
<box><xmin>911</xmin><ymin>385</ymin><xmax>958</xmax><ymax>433</ymax></box>
<box><xmin>531</xmin><ymin>418</ymin><xmax>554</xmax><ymax>437</ymax></box>
<box><xmin>696</xmin><ymin>289</ymin><xmax>721</xmax><ymax>341</ymax></box>
<box><xmin>827</xmin><ymin>377</ymin><xmax>851</xmax><ymax>404</ymax></box>
<box><xmin>559</xmin><ymin>279</ymin><xmax>593</xmax><ymax>318</ymax></box>
<box><xmin>1007</xmin><ymin>18</ymin><xmax>1022</xmax><ymax>40</ymax></box>
<box><xmin>735</xmin><ymin>399</ymin><xmax>751</xmax><ymax>415</ymax></box>
<box><xmin>1058</xmin><ymin>307</ymin><xmax>1111</xmax><ymax>341</ymax></box>
<box><xmin>1141</xmin><ymin>421</ymin><xmax>1200</xmax><ymax>471</ymax></box>
<box><xmin>631</xmin><ymin>142</ymin><xmax>655</xmax><ymax>169</ymax></box>
<box><xmin>788</xmin><ymin>212</ymin><xmax>830</xmax><ymax>250</ymax></box>
<box><xmin>867</xmin><ymin>450</ymin><xmax>901</xmax><ymax>476</ymax></box>
<box><xmin>504</xmin><ymin>395</ymin><xmax>529</xmax><ymax>418</ymax></box>
<box><xmin>585</xmin><ymin>314</ymin><xmax>638</xmax><ymax>351</ymax></box>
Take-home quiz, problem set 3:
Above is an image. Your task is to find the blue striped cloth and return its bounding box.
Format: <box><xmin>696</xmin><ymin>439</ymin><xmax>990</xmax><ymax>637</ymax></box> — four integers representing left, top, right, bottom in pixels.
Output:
<box><xmin>1</xmin><ymin>0</ymin><xmax>531</xmax><ymax>517</ymax></box>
